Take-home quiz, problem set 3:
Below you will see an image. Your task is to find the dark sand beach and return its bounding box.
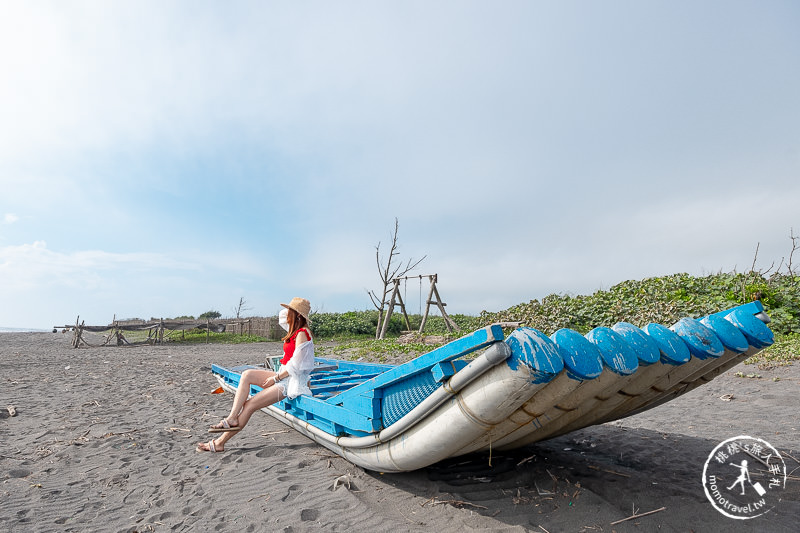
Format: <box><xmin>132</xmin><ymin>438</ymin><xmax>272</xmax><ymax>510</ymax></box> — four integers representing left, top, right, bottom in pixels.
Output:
<box><xmin>2</xmin><ymin>332</ymin><xmax>798</xmax><ymax>532</ymax></box>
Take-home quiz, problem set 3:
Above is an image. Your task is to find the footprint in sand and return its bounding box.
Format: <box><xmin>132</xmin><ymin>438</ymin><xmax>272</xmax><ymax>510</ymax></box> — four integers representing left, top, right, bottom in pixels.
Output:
<box><xmin>296</xmin><ymin>459</ymin><xmax>314</xmax><ymax>469</ymax></box>
<box><xmin>300</xmin><ymin>508</ymin><xmax>320</xmax><ymax>521</ymax></box>
<box><xmin>281</xmin><ymin>484</ymin><xmax>302</xmax><ymax>502</ymax></box>
<box><xmin>254</xmin><ymin>447</ymin><xmax>279</xmax><ymax>458</ymax></box>
<box><xmin>7</xmin><ymin>469</ymin><xmax>32</xmax><ymax>478</ymax></box>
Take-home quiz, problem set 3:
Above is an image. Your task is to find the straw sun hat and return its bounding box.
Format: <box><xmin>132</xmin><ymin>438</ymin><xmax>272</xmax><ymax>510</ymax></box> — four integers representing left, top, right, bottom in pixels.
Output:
<box><xmin>281</xmin><ymin>297</ymin><xmax>311</xmax><ymax>321</ymax></box>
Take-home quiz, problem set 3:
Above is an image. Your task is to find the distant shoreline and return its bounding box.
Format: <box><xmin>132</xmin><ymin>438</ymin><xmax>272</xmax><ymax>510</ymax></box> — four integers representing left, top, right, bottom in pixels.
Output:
<box><xmin>0</xmin><ymin>327</ymin><xmax>50</xmax><ymax>333</ymax></box>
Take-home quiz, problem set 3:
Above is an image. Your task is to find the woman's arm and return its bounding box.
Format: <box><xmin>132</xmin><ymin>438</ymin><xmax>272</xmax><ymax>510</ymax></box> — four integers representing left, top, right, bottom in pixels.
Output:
<box><xmin>267</xmin><ymin>330</ymin><xmax>311</xmax><ymax>386</ymax></box>
<box><xmin>263</xmin><ymin>371</ymin><xmax>282</xmax><ymax>387</ymax></box>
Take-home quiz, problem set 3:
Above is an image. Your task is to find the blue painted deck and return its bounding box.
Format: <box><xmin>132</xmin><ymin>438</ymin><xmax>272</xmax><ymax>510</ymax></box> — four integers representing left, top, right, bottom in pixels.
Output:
<box><xmin>212</xmin><ymin>325</ymin><xmax>506</xmax><ymax>437</ymax></box>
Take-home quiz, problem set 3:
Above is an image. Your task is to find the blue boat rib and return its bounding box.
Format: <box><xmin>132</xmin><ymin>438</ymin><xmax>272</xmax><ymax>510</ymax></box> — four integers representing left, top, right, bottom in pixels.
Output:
<box><xmin>550</xmin><ymin>329</ymin><xmax>604</xmax><ymax>380</ymax></box>
<box><xmin>641</xmin><ymin>323</ymin><xmax>691</xmax><ymax>365</ymax></box>
<box><xmin>585</xmin><ymin>327</ymin><xmax>640</xmax><ymax>375</ymax></box>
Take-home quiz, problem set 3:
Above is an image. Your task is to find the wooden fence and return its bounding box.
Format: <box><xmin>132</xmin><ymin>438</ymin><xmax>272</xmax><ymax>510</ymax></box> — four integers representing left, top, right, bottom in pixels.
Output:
<box><xmin>57</xmin><ymin>315</ymin><xmax>284</xmax><ymax>348</ymax></box>
<box><xmin>225</xmin><ymin>317</ymin><xmax>283</xmax><ymax>340</ymax></box>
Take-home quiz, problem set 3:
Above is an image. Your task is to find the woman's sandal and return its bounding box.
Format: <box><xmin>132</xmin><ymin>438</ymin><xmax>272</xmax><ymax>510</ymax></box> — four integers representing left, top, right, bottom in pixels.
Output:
<box><xmin>196</xmin><ymin>440</ymin><xmax>223</xmax><ymax>453</ymax></box>
<box><xmin>208</xmin><ymin>419</ymin><xmax>241</xmax><ymax>433</ymax></box>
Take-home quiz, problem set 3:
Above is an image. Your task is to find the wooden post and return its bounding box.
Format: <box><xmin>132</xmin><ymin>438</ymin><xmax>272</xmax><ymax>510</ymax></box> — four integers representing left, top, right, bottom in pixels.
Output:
<box><xmin>394</xmin><ymin>286</ymin><xmax>412</xmax><ymax>331</ymax></box>
<box><xmin>206</xmin><ymin>319</ymin><xmax>210</xmax><ymax>344</ymax></box>
<box><xmin>72</xmin><ymin>315</ymin><xmax>80</xmax><ymax>348</ymax></box>
<box><xmin>418</xmin><ymin>274</ymin><xmax>459</xmax><ymax>334</ymax></box>
<box><xmin>378</xmin><ymin>278</ymin><xmax>412</xmax><ymax>338</ymax></box>
<box><xmin>431</xmin><ymin>281</ymin><xmax>459</xmax><ymax>332</ymax></box>
<box><xmin>375</xmin><ymin>307</ymin><xmax>384</xmax><ymax>339</ymax></box>
<box><xmin>112</xmin><ymin>314</ymin><xmax>118</xmax><ymax>346</ymax></box>
<box><xmin>379</xmin><ymin>279</ymin><xmax>400</xmax><ymax>339</ymax></box>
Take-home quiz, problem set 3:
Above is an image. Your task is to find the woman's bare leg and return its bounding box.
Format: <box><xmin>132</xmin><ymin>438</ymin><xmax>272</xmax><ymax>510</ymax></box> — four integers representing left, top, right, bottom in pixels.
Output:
<box><xmin>203</xmin><ymin>385</ymin><xmax>285</xmax><ymax>451</ymax></box>
<box><xmin>216</xmin><ymin>368</ymin><xmax>276</xmax><ymax>427</ymax></box>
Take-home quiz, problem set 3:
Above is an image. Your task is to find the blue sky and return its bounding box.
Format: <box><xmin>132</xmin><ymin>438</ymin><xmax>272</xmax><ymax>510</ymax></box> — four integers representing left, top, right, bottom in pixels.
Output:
<box><xmin>1</xmin><ymin>1</ymin><xmax>798</xmax><ymax>329</ymax></box>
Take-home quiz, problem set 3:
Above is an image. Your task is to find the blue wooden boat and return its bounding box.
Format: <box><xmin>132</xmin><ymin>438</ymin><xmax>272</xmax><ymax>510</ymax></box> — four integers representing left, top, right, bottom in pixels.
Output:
<box><xmin>211</xmin><ymin>302</ymin><xmax>774</xmax><ymax>472</ymax></box>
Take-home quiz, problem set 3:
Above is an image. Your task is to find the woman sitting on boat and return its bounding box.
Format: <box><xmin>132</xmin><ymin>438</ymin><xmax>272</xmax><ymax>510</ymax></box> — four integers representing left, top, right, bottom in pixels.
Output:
<box><xmin>197</xmin><ymin>297</ymin><xmax>315</xmax><ymax>453</ymax></box>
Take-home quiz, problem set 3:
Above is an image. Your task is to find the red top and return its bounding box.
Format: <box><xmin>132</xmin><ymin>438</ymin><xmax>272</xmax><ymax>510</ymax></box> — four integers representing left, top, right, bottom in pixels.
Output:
<box><xmin>281</xmin><ymin>327</ymin><xmax>311</xmax><ymax>365</ymax></box>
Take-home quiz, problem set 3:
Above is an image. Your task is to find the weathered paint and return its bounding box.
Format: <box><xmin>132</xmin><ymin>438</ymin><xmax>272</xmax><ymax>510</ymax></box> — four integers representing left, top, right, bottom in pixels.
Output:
<box><xmin>671</xmin><ymin>318</ymin><xmax>724</xmax><ymax>359</ymax></box>
<box><xmin>709</xmin><ymin>300</ymin><xmax>765</xmax><ymax>320</ymax></box>
<box><xmin>726</xmin><ymin>307</ymin><xmax>774</xmax><ymax>348</ymax></box>
<box><xmin>642</xmin><ymin>323</ymin><xmax>691</xmax><ymax>365</ymax></box>
<box><xmin>585</xmin><ymin>327</ymin><xmax>639</xmax><ymax>375</ymax></box>
<box><xmin>700</xmin><ymin>315</ymin><xmax>749</xmax><ymax>353</ymax></box>
<box><xmin>505</xmin><ymin>327</ymin><xmax>564</xmax><ymax>383</ymax></box>
<box><xmin>611</xmin><ymin>322</ymin><xmax>661</xmax><ymax>365</ymax></box>
<box><xmin>550</xmin><ymin>328</ymin><xmax>604</xmax><ymax>380</ymax></box>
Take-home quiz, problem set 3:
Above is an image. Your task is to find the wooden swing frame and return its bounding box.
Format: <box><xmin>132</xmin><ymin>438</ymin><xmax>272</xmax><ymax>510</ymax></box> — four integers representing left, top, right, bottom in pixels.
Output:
<box><xmin>377</xmin><ymin>274</ymin><xmax>459</xmax><ymax>339</ymax></box>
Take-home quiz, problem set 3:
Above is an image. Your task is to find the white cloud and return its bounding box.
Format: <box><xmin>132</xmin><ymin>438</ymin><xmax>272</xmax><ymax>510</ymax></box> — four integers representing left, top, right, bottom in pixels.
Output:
<box><xmin>0</xmin><ymin>240</ymin><xmax>282</xmax><ymax>327</ymax></box>
<box><xmin>0</xmin><ymin>241</ymin><xmax>199</xmax><ymax>291</ymax></box>
<box><xmin>3</xmin><ymin>213</ymin><xmax>18</xmax><ymax>224</ymax></box>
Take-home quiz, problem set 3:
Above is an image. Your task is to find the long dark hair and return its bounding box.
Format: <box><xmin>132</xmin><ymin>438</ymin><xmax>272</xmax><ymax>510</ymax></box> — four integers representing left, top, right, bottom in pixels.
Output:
<box><xmin>282</xmin><ymin>308</ymin><xmax>310</xmax><ymax>342</ymax></box>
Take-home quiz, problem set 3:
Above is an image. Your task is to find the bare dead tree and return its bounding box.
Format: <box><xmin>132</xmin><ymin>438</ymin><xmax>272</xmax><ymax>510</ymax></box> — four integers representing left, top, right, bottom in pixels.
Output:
<box><xmin>744</xmin><ymin>242</ymin><xmax>773</xmax><ymax>301</ymax></box>
<box><xmin>367</xmin><ymin>218</ymin><xmax>426</xmax><ymax>338</ymax></box>
<box><xmin>744</xmin><ymin>229</ymin><xmax>800</xmax><ymax>301</ymax></box>
<box><xmin>749</xmin><ymin>242</ymin><xmax>760</xmax><ymax>273</ymax></box>
<box><xmin>788</xmin><ymin>227</ymin><xmax>798</xmax><ymax>276</ymax></box>
<box><xmin>233</xmin><ymin>297</ymin><xmax>251</xmax><ymax>319</ymax></box>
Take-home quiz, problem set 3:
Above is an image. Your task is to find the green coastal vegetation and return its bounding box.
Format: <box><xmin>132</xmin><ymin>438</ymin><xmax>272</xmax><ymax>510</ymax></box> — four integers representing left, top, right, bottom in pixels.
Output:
<box><xmin>181</xmin><ymin>269</ymin><xmax>800</xmax><ymax>366</ymax></box>
<box><xmin>475</xmin><ymin>271</ymin><xmax>799</xmax><ymax>367</ymax></box>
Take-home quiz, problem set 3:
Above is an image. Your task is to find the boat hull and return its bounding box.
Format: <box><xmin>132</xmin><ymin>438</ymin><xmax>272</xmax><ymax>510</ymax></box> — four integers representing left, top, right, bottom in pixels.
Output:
<box><xmin>211</xmin><ymin>302</ymin><xmax>773</xmax><ymax>472</ymax></box>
